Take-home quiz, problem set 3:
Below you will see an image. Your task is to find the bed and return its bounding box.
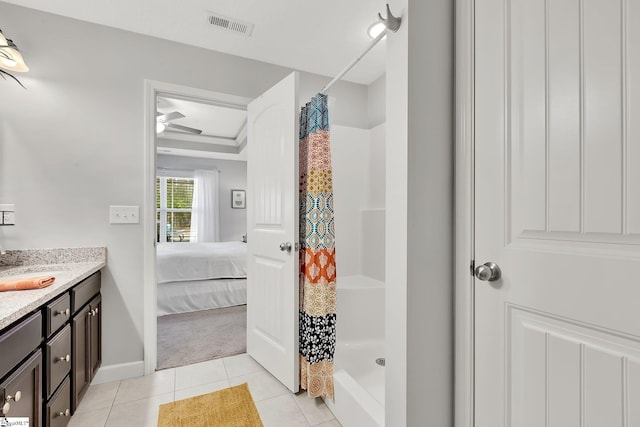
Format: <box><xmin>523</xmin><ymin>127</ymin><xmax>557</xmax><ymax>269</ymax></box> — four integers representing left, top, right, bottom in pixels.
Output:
<box><xmin>156</xmin><ymin>241</ymin><xmax>247</xmax><ymax>316</ymax></box>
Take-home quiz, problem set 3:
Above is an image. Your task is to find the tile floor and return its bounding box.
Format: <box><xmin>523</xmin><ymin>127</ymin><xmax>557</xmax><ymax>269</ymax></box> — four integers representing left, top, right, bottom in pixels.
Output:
<box><xmin>68</xmin><ymin>353</ymin><xmax>341</xmax><ymax>427</ymax></box>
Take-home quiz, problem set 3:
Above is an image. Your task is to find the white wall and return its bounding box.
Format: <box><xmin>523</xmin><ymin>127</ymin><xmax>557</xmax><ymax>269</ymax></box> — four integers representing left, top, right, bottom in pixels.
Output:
<box><xmin>331</xmin><ymin>124</ymin><xmax>386</xmax><ymax>281</ymax></box>
<box><xmin>368</xmin><ymin>124</ymin><xmax>386</xmax><ymax>210</ymax></box>
<box><xmin>386</xmin><ymin>0</ymin><xmax>454</xmax><ymax>426</ymax></box>
<box><xmin>156</xmin><ymin>155</ymin><xmax>247</xmax><ymax>242</ymax></box>
<box><xmin>0</xmin><ymin>2</ymin><xmax>371</xmax><ymax>372</ymax></box>
<box><xmin>331</xmin><ymin>125</ymin><xmax>370</xmax><ymax>277</ymax></box>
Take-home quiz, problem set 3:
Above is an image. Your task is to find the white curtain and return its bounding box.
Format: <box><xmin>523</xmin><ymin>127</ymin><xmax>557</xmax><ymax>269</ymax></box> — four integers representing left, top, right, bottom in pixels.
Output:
<box><xmin>191</xmin><ymin>169</ymin><xmax>220</xmax><ymax>242</ymax></box>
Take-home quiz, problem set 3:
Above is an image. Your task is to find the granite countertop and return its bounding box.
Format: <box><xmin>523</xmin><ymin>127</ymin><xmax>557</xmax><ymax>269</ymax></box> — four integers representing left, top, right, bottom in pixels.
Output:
<box><xmin>0</xmin><ymin>247</ymin><xmax>106</xmax><ymax>330</ymax></box>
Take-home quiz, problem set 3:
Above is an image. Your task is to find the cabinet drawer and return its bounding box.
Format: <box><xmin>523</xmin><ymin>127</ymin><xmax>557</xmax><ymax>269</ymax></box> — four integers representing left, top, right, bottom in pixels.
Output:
<box><xmin>46</xmin><ymin>293</ymin><xmax>71</xmax><ymax>338</ymax></box>
<box><xmin>71</xmin><ymin>271</ymin><xmax>100</xmax><ymax>313</ymax></box>
<box><xmin>46</xmin><ymin>324</ymin><xmax>71</xmax><ymax>399</ymax></box>
<box><xmin>0</xmin><ymin>311</ymin><xmax>42</xmax><ymax>380</ymax></box>
<box><xmin>0</xmin><ymin>350</ymin><xmax>42</xmax><ymax>425</ymax></box>
<box><xmin>47</xmin><ymin>376</ymin><xmax>71</xmax><ymax>427</ymax></box>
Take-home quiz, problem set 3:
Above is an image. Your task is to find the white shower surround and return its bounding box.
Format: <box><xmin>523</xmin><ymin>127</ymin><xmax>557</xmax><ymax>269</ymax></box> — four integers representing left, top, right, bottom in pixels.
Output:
<box><xmin>327</xmin><ymin>124</ymin><xmax>386</xmax><ymax>426</ymax></box>
<box><xmin>324</xmin><ymin>275</ymin><xmax>385</xmax><ymax>427</ymax></box>
<box><xmin>331</xmin><ymin>124</ymin><xmax>386</xmax><ymax>279</ymax></box>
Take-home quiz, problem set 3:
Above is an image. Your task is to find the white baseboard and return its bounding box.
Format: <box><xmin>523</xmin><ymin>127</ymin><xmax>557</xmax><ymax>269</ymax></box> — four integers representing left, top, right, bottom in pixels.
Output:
<box><xmin>91</xmin><ymin>361</ymin><xmax>145</xmax><ymax>385</ymax></box>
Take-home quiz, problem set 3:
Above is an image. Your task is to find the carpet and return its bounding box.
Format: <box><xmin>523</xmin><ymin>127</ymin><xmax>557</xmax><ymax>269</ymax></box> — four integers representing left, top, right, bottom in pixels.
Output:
<box><xmin>157</xmin><ymin>305</ymin><xmax>247</xmax><ymax>370</ymax></box>
<box><xmin>158</xmin><ymin>382</ymin><xmax>263</xmax><ymax>427</ymax></box>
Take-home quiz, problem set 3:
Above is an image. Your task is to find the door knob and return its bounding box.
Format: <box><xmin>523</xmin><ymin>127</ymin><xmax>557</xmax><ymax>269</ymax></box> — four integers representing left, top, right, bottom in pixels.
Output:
<box><xmin>474</xmin><ymin>262</ymin><xmax>502</xmax><ymax>281</ymax></box>
<box><xmin>279</xmin><ymin>242</ymin><xmax>292</xmax><ymax>253</ymax></box>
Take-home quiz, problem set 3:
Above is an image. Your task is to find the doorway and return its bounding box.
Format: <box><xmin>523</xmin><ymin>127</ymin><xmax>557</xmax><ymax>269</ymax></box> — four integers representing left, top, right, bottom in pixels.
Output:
<box><xmin>143</xmin><ymin>80</ymin><xmax>253</xmax><ymax>374</ymax></box>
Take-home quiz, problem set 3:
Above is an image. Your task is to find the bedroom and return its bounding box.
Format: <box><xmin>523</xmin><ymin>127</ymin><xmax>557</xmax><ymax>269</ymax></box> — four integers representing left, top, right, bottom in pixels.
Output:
<box><xmin>153</xmin><ymin>95</ymin><xmax>250</xmax><ymax>369</ymax></box>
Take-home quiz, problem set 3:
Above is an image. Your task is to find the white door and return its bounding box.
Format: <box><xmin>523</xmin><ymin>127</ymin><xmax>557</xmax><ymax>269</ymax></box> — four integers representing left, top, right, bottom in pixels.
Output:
<box><xmin>475</xmin><ymin>0</ymin><xmax>640</xmax><ymax>425</ymax></box>
<box><xmin>246</xmin><ymin>72</ymin><xmax>300</xmax><ymax>392</ymax></box>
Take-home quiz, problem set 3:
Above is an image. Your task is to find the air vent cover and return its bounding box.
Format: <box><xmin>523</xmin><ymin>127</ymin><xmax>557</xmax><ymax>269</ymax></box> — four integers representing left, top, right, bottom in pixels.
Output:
<box><xmin>207</xmin><ymin>12</ymin><xmax>254</xmax><ymax>37</ymax></box>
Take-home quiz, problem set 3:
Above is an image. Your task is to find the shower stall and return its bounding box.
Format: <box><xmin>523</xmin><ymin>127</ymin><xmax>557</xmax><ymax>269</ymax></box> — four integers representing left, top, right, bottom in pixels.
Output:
<box><xmin>304</xmin><ymin>6</ymin><xmax>395</xmax><ymax>423</ymax></box>
<box><xmin>326</xmin><ymin>124</ymin><xmax>386</xmax><ymax>426</ymax></box>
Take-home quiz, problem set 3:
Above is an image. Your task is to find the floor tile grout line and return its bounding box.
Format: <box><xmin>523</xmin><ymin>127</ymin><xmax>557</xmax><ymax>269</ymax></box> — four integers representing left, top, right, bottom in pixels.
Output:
<box><xmin>112</xmin><ymin>388</ymin><xmax>174</xmax><ymax>407</ymax></box>
<box><xmin>287</xmin><ymin>390</ymin><xmax>312</xmax><ymax>426</ymax></box>
<box><xmin>255</xmin><ymin>393</ymin><xmax>313</xmax><ymax>427</ymax></box>
<box><xmin>103</xmin><ymin>381</ymin><xmax>121</xmax><ymax>426</ymax></box>
<box><xmin>292</xmin><ymin>393</ymin><xmax>338</xmax><ymax>427</ymax></box>
<box><xmin>292</xmin><ymin>393</ymin><xmax>316</xmax><ymax>426</ymax></box>
<box><xmin>222</xmin><ymin>354</ymin><xmax>231</xmax><ymax>383</ymax></box>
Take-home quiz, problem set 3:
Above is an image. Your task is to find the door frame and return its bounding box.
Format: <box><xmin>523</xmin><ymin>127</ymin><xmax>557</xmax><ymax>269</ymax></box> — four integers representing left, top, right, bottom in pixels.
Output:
<box><xmin>142</xmin><ymin>80</ymin><xmax>252</xmax><ymax>374</ymax></box>
<box><xmin>454</xmin><ymin>0</ymin><xmax>475</xmax><ymax>426</ymax></box>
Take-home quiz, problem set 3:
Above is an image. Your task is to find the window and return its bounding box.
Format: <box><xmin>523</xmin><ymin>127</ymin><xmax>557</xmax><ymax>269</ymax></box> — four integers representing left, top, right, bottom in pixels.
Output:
<box><xmin>156</xmin><ymin>177</ymin><xmax>194</xmax><ymax>243</ymax></box>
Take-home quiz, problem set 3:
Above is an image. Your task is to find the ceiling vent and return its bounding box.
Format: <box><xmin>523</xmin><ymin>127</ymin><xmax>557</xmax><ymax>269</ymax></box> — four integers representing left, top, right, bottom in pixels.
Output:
<box><xmin>207</xmin><ymin>12</ymin><xmax>254</xmax><ymax>37</ymax></box>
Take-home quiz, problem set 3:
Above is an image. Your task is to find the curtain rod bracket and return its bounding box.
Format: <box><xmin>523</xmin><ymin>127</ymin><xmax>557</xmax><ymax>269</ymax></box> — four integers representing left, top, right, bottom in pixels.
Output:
<box><xmin>319</xmin><ymin>4</ymin><xmax>403</xmax><ymax>95</ymax></box>
<box><xmin>378</xmin><ymin>4</ymin><xmax>402</xmax><ymax>33</ymax></box>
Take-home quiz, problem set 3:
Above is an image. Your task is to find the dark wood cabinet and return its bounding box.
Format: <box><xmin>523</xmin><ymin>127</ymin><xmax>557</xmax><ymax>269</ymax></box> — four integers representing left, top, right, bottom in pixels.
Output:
<box><xmin>0</xmin><ymin>312</ymin><xmax>42</xmax><ymax>380</ymax></box>
<box><xmin>88</xmin><ymin>295</ymin><xmax>102</xmax><ymax>381</ymax></box>
<box><xmin>71</xmin><ymin>304</ymin><xmax>89</xmax><ymax>411</ymax></box>
<box><xmin>45</xmin><ymin>325</ymin><xmax>71</xmax><ymax>399</ymax></box>
<box><xmin>0</xmin><ymin>350</ymin><xmax>42</xmax><ymax>425</ymax></box>
<box><xmin>71</xmin><ymin>283</ymin><xmax>101</xmax><ymax>413</ymax></box>
<box><xmin>0</xmin><ymin>269</ymin><xmax>101</xmax><ymax>427</ymax></box>
<box><xmin>46</xmin><ymin>377</ymin><xmax>71</xmax><ymax>427</ymax></box>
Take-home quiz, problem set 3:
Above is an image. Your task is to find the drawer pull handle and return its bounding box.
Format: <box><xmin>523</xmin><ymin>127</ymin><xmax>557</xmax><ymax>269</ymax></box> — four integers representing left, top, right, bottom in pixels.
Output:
<box><xmin>56</xmin><ymin>354</ymin><xmax>71</xmax><ymax>363</ymax></box>
<box><xmin>90</xmin><ymin>307</ymin><xmax>99</xmax><ymax>316</ymax></box>
<box><xmin>57</xmin><ymin>409</ymin><xmax>71</xmax><ymax>417</ymax></box>
<box><xmin>2</xmin><ymin>391</ymin><xmax>21</xmax><ymax>415</ymax></box>
<box><xmin>7</xmin><ymin>391</ymin><xmax>21</xmax><ymax>403</ymax></box>
<box><xmin>54</xmin><ymin>308</ymin><xmax>70</xmax><ymax>316</ymax></box>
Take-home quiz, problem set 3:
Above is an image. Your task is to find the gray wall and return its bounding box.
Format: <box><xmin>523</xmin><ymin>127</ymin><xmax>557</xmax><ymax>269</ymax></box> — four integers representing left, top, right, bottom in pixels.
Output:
<box><xmin>0</xmin><ymin>2</ymin><xmax>370</xmax><ymax>370</ymax></box>
<box><xmin>386</xmin><ymin>0</ymin><xmax>454</xmax><ymax>426</ymax></box>
<box><xmin>156</xmin><ymin>155</ymin><xmax>247</xmax><ymax>242</ymax></box>
<box><xmin>406</xmin><ymin>0</ymin><xmax>453</xmax><ymax>424</ymax></box>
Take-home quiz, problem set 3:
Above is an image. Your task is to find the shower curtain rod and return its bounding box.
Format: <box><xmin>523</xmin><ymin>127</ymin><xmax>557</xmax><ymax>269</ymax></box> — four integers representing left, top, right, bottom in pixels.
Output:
<box><xmin>320</xmin><ymin>4</ymin><xmax>402</xmax><ymax>95</ymax></box>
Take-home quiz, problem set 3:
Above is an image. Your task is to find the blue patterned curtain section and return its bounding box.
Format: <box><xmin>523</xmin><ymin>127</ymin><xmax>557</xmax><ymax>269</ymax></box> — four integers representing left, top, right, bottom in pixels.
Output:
<box><xmin>299</xmin><ymin>93</ymin><xmax>337</xmax><ymax>399</ymax></box>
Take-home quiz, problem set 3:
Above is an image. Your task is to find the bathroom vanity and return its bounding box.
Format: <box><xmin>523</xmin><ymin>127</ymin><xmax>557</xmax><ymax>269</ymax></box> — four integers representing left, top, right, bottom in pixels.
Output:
<box><xmin>0</xmin><ymin>248</ymin><xmax>105</xmax><ymax>427</ymax></box>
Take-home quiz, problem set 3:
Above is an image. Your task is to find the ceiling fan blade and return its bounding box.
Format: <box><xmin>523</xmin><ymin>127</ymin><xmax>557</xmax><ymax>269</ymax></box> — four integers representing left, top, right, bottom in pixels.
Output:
<box><xmin>166</xmin><ymin>123</ymin><xmax>203</xmax><ymax>135</ymax></box>
<box><xmin>156</xmin><ymin>111</ymin><xmax>185</xmax><ymax>122</ymax></box>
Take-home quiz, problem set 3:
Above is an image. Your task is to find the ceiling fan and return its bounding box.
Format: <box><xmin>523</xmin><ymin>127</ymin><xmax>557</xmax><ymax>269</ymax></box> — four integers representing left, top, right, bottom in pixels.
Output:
<box><xmin>156</xmin><ymin>111</ymin><xmax>202</xmax><ymax>135</ymax></box>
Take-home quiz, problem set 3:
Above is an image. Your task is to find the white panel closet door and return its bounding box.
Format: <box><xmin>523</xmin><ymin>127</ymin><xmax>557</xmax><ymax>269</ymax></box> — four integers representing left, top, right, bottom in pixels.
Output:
<box><xmin>246</xmin><ymin>72</ymin><xmax>300</xmax><ymax>392</ymax></box>
<box><xmin>475</xmin><ymin>0</ymin><xmax>640</xmax><ymax>425</ymax></box>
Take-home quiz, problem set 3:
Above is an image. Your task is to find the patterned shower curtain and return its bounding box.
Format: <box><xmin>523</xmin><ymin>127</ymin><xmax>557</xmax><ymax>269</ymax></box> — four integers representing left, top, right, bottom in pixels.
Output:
<box><xmin>299</xmin><ymin>93</ymin><xmax>337</xmax><ymax>399</ymax></box>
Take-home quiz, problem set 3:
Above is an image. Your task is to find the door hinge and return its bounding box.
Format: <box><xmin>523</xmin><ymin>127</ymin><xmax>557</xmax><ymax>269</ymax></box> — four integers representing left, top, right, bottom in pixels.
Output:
<box><xmin>470</xmin><ymin>260</ymin><xmax>475</xmax><ymax>276</ymax></box>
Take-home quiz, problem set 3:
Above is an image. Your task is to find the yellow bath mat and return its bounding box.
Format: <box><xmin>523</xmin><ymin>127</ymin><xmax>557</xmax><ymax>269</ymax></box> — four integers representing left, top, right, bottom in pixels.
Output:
<box><xmin>157</xmin><ymin>383</ymin><xmax>264</xmax><ymax>427</ymax></box>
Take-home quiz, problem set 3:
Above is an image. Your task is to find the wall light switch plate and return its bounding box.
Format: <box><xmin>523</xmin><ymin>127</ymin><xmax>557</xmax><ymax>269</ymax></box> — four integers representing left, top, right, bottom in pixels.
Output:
<box><xmin>3</xmin><ymin>211</ymin><xmax>16</xmax><ymax>225</ymax></box>
<box><xmin>0</xmin><ymin>204</ymin><xmax>15</xmax><ymax>226</ymax></box>
<box><xmin>109</xmin><ymin>205</ymin><xmax>140</xmax><ymax>224</ymax></box>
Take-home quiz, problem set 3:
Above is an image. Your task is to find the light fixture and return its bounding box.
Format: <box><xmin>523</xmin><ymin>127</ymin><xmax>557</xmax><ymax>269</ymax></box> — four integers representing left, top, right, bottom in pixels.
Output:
<box><xmin>0</xmin><ymin>28</ymin><xmax>29</xmax><ymax>88</ymax></box>
<box><xmin>367</xmin><ymin>21</ymin><xmax>386</xmax><ymax>39</ymax></box>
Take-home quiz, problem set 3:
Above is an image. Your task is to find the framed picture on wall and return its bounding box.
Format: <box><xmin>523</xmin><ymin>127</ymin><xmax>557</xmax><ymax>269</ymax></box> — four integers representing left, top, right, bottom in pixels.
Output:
<box><xmin>231</xmin><ymin>189</ymin><xmax>246</xmax><ymax>209</ymax></box>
